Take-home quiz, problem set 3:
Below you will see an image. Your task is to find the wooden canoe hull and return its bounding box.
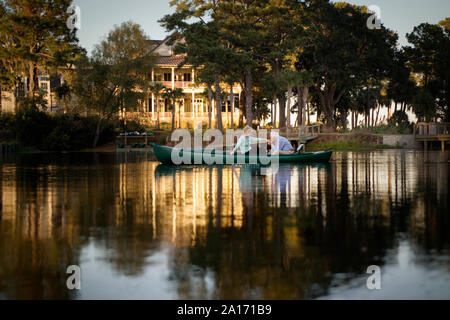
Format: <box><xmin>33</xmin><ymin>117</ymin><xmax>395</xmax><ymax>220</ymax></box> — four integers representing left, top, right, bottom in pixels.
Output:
<box><xmin>150</xmin><ymin>144</ymin><xmax>333</xmax><ymax>165</ymax></box>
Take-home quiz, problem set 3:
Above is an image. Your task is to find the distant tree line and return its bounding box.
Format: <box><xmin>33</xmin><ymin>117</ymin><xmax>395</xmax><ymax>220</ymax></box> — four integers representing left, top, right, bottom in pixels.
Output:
<box><xmin>0</xmin><ymin>0</ymin><xmax>449</xmax><ymax>151</ymax></box>
<box><xmin>160</xmin><ymin>0</ymin><xmax>450</xmax><ymax>131</ymax></box>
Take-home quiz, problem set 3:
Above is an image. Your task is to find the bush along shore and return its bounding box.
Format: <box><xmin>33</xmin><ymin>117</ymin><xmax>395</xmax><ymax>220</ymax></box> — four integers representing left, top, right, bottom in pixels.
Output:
<box><xmin>306</xmin><ymin>131</ymin><xmax>397</xmax><ymax>151</ymax></box>
<box><xmin>1</xmin><ymin>108</ymin><xmax>407</xmax><ymax>153</ymax></box>
<box><xmin>0</xmin><ymin>108</ymin><xmax>117</xmax><ymax>152</ymax></box>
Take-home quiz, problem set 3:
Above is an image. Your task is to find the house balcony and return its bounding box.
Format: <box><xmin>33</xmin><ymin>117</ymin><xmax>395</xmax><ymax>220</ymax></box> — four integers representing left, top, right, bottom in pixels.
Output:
<box><xmin>159</xmin><ymin>81</ymin><xmax>196</xmax><ymax>89</ymax></box>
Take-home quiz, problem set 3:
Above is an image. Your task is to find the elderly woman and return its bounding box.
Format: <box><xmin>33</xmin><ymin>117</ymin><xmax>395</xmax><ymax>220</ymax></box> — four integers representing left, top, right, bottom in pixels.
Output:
<box><xmin>270</xmin><ymin>131</ymin><xmax>295</xmax><ymax>155</ymax></box>
<box><xmin>230</xmin><ymin>126</ymin><xmax>267</xmax><ymax>155</ymax></box>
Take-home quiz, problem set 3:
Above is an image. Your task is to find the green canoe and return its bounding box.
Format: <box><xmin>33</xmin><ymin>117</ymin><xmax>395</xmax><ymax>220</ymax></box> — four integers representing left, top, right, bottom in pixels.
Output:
<box><xmin>150</xmin><ymin>143</ymin><xmax>332</xmax><ymax>165</ymax></box>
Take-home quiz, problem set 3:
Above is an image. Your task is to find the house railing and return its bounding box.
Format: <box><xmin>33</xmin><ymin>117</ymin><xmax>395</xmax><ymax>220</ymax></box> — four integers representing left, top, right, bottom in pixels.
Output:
<box><xmin>414</xmin><ymin>123</ymin><xmax>450</xmax><ymax>136</ymax></box>
<box><xmin>279</xmin><ymin>124</ymin><xmax>322</xmax><ymax>140</ymax></box>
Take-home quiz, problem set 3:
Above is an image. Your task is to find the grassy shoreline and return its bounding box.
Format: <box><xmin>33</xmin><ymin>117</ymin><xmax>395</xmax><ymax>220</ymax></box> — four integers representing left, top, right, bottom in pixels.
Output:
<box><xmin>2</xmin><ymin>131</ymin><xmax>406</xmax><ymax>154</ymax></box>
<box><xmin>306</xmin><ymin>141</ymin><xmax>399</xmax><ymax>151</ymax></box>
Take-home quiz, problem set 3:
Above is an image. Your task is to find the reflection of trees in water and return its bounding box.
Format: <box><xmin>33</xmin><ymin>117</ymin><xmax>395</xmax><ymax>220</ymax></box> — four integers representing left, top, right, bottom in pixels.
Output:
<box><xmin>88</xmin><ymin>152</ymin><xmax>158</xmax><ymax>276</ymax></box>
<box><xmin>0</xmin><ymin>157</ymin><xmax>79</xmax><ymax>299</ymax></box>
<box><xmin>166</xmin><ymin>152</ymin><xmax>449</xmax><ymax>299</ymax></box>
<box><xmin>1</xmin><ymin>150</ymin><xmax>448</xmax><ymax>299</ymax></box>
<box><xmin>411</xmin><ymin>152</ymin><xmax>450</xmax><ymax>250</ymax></box>
<box><xmin>169</xmin><ymin>163</ymin><xmax>392</xmax><ymax>299</ymax></box>
<box><xmin>0</xmin><ymin>152</ymin><xmax>160</xmax><ymax>298</ymax></box>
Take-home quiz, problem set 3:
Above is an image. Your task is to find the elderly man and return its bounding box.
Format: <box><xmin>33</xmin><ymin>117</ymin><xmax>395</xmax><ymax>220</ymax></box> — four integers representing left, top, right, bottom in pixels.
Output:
<box><xmin>270</xmin><ymin>131</ymin><xmax>295</xmax><ymax>155</ymax></box>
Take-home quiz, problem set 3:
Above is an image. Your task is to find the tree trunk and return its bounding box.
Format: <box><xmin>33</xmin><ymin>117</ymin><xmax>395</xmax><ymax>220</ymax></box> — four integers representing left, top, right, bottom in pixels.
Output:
<box><xmin>178</xmin><ymin>100</ymin><xmax>181</xmax><ymax>128</ymax></box>
<box><xmin>301</xmin><ymin>86</ymin><xmax>308</xmax><ymax>126</ymax></box>
<box><xmin>93</xmin><ymin>119</ymin><xmax>103</xmax><ymax>148</ymax></box>
<box><xmin>28</xmin><ymin>63</ymin><xmax>35</xmax><ymax>98</ymax></box>
<box><xmin>375</xmin><ymin>104</ymin><xmax>380</xmax><ymax>126</ymax></box>
<box><xmin>171</xmin><ymin>100</ymin><xmax>175</xmax><ymax>131</ymax></box>
<box><xmin>351</xmin><ymin>111</ymin><xmax>355</xmax><ymax>129</ymax></box>
<box><xmin>341</xmin><ymin>109</ymin><xmax>348</xmax><ymax>130</ymax></box>
<box><xmin>239</xmin><ymin>91</ymin><xmax>244</xmax><ymax>127</ymax></box>
<box><xmin>207</xmin><ymin>85</ymin><xmax>213</xmax><ymax>129</ymax></box>
<box><xmin>244</xmin><ymin>67</ymin><xmax>254</xmax><ymax>126</ymax></box>
<box><xmin>323</xmin><ymin>95</ymin><xmax>335</xmax><ymax>131</ymax></box>
<box><xmin>278</xmin><ymin>93</ymin><xmax>286</xmax><ymax>128</ymax></box>
<box><xmin>230</xmin><ymin>84</ymin><xmax>234</xmax><ymax>129</ymax></box>
<box><xmin>286</xmin><ymin>84</ymin><xmax>292</xmax><ymax>128</ymax></box>
<box><xmin>371</xmin><ymin>108</ymin><xmax>374</xmax><ymax>127</ymax></box>
<box><xmin>273</xmin><ymin>95</ymin><xmax>277</xmax><ymax>127</ymax></box>
<box><xmin>214</xmin><ymin>73</ymin><xmax>223</xmax><ymax>131</ymax></box>
<box><xmin>307</xmin><ymin>102</ymin><xmax>310</xmax><ymax>125</ymax></box>
<box><xmin>156</xmin><ymin>94</ymin><xmax>161</xmax><ymax>130</ymax></box>
<box><xmin>296</xmin><ymin>85</ymin><xmax>303</xmax><ymax>127</ymax></box>
<box><xmin>272</xmin><ymin>59</ymin><xmax>285</xmax><ymax>128</ymax></box>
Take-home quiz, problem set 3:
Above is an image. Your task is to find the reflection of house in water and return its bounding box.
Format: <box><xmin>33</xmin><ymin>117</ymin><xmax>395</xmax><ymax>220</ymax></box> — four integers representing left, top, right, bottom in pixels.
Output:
<box><xmin>153</xmin><ymin>164</ymin><xmax>245</xmax><ymax>246</ymax></box>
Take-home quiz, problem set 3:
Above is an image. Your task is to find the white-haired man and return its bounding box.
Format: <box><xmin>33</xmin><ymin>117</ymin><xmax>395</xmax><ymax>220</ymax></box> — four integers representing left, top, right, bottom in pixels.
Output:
<box><xmin>270</xmin><ymin>131</ymin><xmax>295</xmax><ymax>155</ymax></box>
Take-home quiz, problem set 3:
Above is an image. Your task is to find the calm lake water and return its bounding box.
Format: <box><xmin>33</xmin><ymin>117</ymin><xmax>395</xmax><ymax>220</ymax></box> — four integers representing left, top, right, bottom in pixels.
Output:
<box><xmin>0</xmin><ymin>150</ymin><xmax>449</xmax><ymax>300</ymax></box>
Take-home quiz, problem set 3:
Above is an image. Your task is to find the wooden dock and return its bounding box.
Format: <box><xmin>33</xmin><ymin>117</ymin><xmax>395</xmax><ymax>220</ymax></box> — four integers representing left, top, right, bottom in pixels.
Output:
<box><xmin>414</xmin><ymin>123</ymin><xmax>450</xmax><ymax>151</ymax></box>
<box><xmin>280</xmin><ymin>124</ymin><xmax>322</xmax><ymax>145</ymax></box>
<box><xmin>116</xmin><ymin>132</ymin><xmax>154</xmax><ymax>149</ymax></box>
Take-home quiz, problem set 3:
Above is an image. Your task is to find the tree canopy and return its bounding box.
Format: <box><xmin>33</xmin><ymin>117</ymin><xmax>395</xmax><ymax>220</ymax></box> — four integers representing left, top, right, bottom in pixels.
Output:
<box><xmin>0</xmin><ymin>0</ymin><xmax>82</xmax><ymax>102</ymax></box>
<box><xmin>71</xmin><ymin>21</ymin><xmax>155</xmax><ymax>146</ymax></box>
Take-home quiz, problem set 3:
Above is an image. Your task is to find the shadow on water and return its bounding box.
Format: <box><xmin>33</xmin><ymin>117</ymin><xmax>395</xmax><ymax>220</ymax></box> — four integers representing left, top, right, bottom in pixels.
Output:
<box><xmin>0</xmin><ymin>150</ymin><xmax>449</xmax><ymax>299</ymax></box>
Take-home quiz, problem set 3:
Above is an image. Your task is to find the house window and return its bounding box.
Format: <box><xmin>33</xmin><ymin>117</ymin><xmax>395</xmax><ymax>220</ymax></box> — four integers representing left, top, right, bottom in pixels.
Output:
<box><xmin>183</xmin><ymin>73</ymin><xmax>191</xmax><ymax>82</ymax></box>
<box><xmin>155</xmin><ymin>74</ymin><xmax>162</xmax><ymax>82</ymax></box>
<box><xmin>40</xmin><ymin>82</ymin><xmax>49</xmax><ymax>91</ymax></box>
<box><xmin>164</xmin><ymin>73</ymin><xmax>172</xmax><ymax>81</ymax></box>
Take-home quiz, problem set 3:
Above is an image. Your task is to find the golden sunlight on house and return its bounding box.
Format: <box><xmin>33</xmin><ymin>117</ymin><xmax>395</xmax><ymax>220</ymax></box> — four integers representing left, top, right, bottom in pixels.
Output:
<box><xmin>127</xmin><ymin>39</ymin><xmax>243</xmax><ymax>129</ymax></box>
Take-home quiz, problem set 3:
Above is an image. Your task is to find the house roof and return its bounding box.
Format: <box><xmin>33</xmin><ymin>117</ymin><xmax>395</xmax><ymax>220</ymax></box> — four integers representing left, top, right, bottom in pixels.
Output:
<box><xmin>155</xmin><ymin>55</ymin><xmax>187</xmax><ymax>66</ymax></box>
<box><xmin>149</xmin><ymin>39</ymin><xmax>165</xmax><ymax>46</ymax></box>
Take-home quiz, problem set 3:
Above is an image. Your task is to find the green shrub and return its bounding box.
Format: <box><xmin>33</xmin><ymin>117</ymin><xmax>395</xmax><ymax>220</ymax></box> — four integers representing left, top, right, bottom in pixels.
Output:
<box><xmin>15</xmin><ymin>106</ymin><xmax>55</xmax><ymax>148</ymax></box>
<box><xmin>121</xmin><ymin>119</ymin><xmax>146</xmax><ymax>133</ymax></box>
<box><xmin>307</xmin><ymin>141</ymin><xmax>394</xmax><ymax>151</ymax></box>
<box><xmin>42</xmin><ymin>125</ymin><xmax>72</xmax><ymax>151</ymax></box>
<box><xmin>0</xmin><ymin>113</ymin><xmax>17</xmax><ymax>142</ymax></box>
<box><xmin>3</xmin><ymin>106</ymin><xmax>116</xmax><ymax>151</ymax></box>
<box><xmin>352</xmin><ymin>122</ymin><xmax>413</xmax><ymax>135</ymax></box>
<box><xmin>40</xmin><ymin>115</ymin><xmax>115</xmax><ymax>151</ymax></box>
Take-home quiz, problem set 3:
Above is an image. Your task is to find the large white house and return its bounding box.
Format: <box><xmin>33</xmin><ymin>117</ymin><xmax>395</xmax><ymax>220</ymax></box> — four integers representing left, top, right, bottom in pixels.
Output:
<box><xmin>139</xmin><ymin>38</ymin><xmax>243</xmax><ymax>128</ymax></box>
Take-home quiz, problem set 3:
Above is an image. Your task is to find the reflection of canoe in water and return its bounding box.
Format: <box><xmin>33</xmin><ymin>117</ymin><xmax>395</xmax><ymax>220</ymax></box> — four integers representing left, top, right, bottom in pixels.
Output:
<box><xmin>150</xmin><ymin>143</ymin><xmax>332</xmax><ymax>165</ymax></box>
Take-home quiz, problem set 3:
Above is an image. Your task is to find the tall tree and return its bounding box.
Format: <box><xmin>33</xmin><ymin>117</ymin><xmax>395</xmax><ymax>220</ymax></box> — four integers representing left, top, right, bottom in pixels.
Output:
<box><xmin>0</xmin><ymin>0</ymin><xmax>81</xmax><ymax>99</ymax></box>
<box><xmin>298</xmin><ymin>1</ymin><xmax>397</xmax><ymax>131</ymax></box>
<box><xmin>163</xmin><ymin>87</ymin><xmax>184</xmax><ymax>130</ymax></box>
<box><xmin>162</xmin><ymin>0</ymin><xmax>262</xmax><ymax>128</ymax></box>
<box><xmin>405</xmin><ymin>21</ymin><xmax>450</xmax><ymax>121</ymax></box>
<box><xmin>252</xmin><ymin>0</ymin><xmax>306</xmax><ymax>128</ymax></box>
<box><xmin>72</xmin><ymin>21</ymin><xmax>155</xmax><ymax>147</ymax></box>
